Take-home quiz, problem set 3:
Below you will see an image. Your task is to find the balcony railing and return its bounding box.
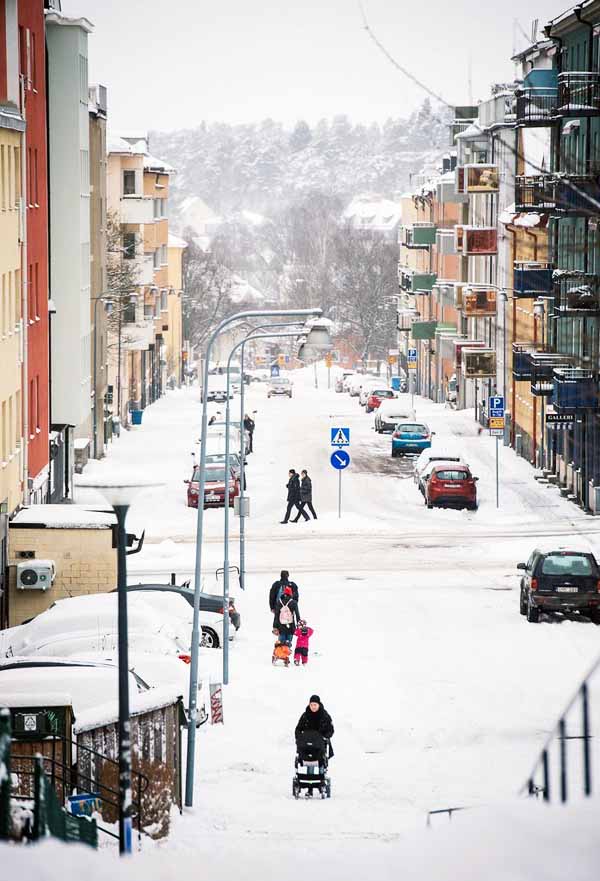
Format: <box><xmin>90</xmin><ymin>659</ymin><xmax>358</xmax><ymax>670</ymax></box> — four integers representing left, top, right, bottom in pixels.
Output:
<box><xmin>515</xmin><ymin>88</ymin><xmax>558</xmax><ymax>125</ymax></box>
<box><xmin>514</xmin><ymin>175</ymin><xmax>556</xmax><ymax>212</ymax></box>
<box><xmin>554</xmin><ymin>272</ymin><xmax>600</xmax><ymax>316</ymax></box>
<box><xmin>400</xmin><ymin>223</ymin><xmax>437</xmax><ymax>248</ymax></box>
<box><xmin>512</xmin><ymin>343</ymin><xmax>537</xmax><ymax>381</ymax></box>
<box><xmin>530</xmin><ymin>353</ymin><xmax>574</xmax><ymax>397</ymax></box>
<box><xmin>398</xmin><ymin>267</ymin><xmax>437</xmax><ymax>293</ymax></box>
<box><xmin>513</xmin><ymin>262</ymin><xmax>554</xmax><ymax>298</ymax></box>
<box><xmin>557</xmin><ymin>72</ymin><xmax>600</xmax><ymax>117</ymax></box>
<box><xmin>553</xmin><ymin>368</ymin><xmax>598</xmax><ymax>411</ymax></box>
<box><xmin>554</xmin><ymin>175</ymin><xmax>600</xmax><ymax>216</ymax></box>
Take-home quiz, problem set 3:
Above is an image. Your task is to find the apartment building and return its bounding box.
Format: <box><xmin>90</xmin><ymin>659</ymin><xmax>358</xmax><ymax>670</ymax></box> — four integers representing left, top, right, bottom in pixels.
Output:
<box><xmin>0</xmin><ymin>0</ymin><xmax>25</xmax><ymax>625</ymax></box>
<box><xmin>106</xmin><ymin>134</ymin><xmax>174</xmax><ymax>424</ymax></box>
<box><xmin>19</xmin><ymin>0</ymin><xmax>49</xmax><ymax>504</ymax></box>
<box><xmin>45</xmin><ymin>9</ymin><xmax>93</xmax><ymax>500</ymax></box>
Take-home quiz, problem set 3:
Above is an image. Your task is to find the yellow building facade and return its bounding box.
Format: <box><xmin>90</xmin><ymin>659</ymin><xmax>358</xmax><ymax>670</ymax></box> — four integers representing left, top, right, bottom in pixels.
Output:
<box><xmin>0</xmin><ymin>125</ymin><xmax>24</xmax><ymax>517</ymax></box>
<box><xmin>167</xmin><ymin>234</ymin><xmax>186</xmax><ymax>385</ymax></box>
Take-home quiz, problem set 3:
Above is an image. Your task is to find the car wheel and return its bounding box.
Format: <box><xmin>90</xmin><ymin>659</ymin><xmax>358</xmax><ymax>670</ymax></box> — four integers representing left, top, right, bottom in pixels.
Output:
<box><xmin>391</xmin><ymin>449</ymin><xmax>397</xmax><ymax>458</ymax></box>
<box><xmin>526</xmin><ymin>599</ymin><xmax>540</xmax><ymax>623</ymax></box>
<box><xmin>293</xmin><ymin>779</ymin><xmax>300</xmax><ymax>799</ymax></box>
<box><xmin>467</xmin><ymin>502</ymin><xmax>478</xmax><ymax>511</ymax></box>
<box><xmin>519</xmin><ymin>590</ymin><xmax>527</xmax><ymax>616</ymax></box>
<box><xmin>589</xmin><ymin>608</ymin><xmax>600</xmax><ymax>625</ymax></box>
<box><xmin>201</xmin><ymin>626</ymin><xmax>220</xmax><ymax>648</ymax></box>
<box><xmin>427</xmin><ymin>500</ymin><xmax>433</xmax><ymax>509</ymax></box>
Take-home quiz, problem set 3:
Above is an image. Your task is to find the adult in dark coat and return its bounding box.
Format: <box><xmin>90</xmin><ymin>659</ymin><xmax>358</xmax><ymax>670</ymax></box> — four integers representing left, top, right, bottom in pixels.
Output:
<box><xmin>295</xmin><ymin>694</ymin><xmax>335</xmax><ymax>757</ymax></box>
<box><xmin>243</xmin><ymin>413</ymin><xmax>255</xmax><ymax>453</ymax></box>
<box><xmin>281</xmin><ymin>469</ymin><xmax>307</xmax><ymax>523</ymax></box>
<box><xmin>293</xmin><ymin>469</ymin><xmax>317</xmax><ymax>521</ymax></box>
<box><xmin>273</xmin><ymin>586</ymin><xmax>300</xmax><ymax>646</ymax></box>
<box><xmin>269</xmin><ymin>569</ymin><xmax>300</xmax><ymax>612</ymax></box>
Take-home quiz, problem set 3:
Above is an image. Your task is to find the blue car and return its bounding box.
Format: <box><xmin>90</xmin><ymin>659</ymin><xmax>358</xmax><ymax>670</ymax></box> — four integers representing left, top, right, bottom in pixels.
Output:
<box><xmin>391</xmin><ymin>422</ymin><xmax>433</xmax><ymax>458</ymax></box>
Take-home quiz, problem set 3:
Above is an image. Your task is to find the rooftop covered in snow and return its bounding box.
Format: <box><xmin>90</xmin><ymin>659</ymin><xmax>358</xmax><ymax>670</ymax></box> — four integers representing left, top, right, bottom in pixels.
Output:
<box><xmin>11</xmin><ymin>505</ymin><xmax>116</xmax><ymax>529</ymax></box>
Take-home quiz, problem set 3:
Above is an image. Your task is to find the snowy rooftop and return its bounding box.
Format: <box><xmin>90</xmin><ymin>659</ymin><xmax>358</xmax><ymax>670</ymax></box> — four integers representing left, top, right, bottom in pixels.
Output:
<box><xmin>11</xmin><ymin>504</ymin><xmax>115</xmax><ymax>529</ymax></box>
<box><xmin>143</xmin><ymin>153</ymin><xmax>174</xmax><ymax>174</ymax></box>
<box><xmin>168</xmin><ymin>233</ymin><xmax>188</xmax><ymax>249</ymax></box>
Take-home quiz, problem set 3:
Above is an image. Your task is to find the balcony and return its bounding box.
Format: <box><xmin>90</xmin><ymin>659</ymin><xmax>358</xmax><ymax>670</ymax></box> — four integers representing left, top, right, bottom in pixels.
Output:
<box><xmin>514</xmin><ymin>175</ymin><xmax>556</xmax><ymax>212</ymax></box>
<box><xmin>513</xmin><ymin>262</ymin><xmax>554</xmax><ymax>298</ymax></box>
<box><xmin>553</xmin><ymin>368</ymin><xmax>598</xmax><ymax>411</ymax></box>
<box><xmin>462</xmin><ymin>287</ymin><xmax>496</xmax><ymax>317</ymax></box>
<box><xmin>554</xmin><ymin>173</ymin><xmax>600</xmax><ymax>216</ymax></box>
<box><xmin>556</xmin><ymin>72</ymin><xmax>600</xmax><ymax>117</ymax></box>
<box><xmin>530</xmin><ymin>353</ymin><xmax>573</xmax><ymax>397</ymax></box>
<box><xmin>398</xmin><ymin>267</ymin><xmax>437</xmax><ymax>294</ymax></box>
<box><xmin>120</xmin><ymin>195</ymin><xmax>154</xmax><ymax>225</ymax></box>
<box><xmin>456</xmin><ymin>164</ymin><xmax>499</xmax><ymax>194</ymax></box>
<box><xmin>515</xmin><ymin>88</ymin><xmax>558</xmax><ymax>125</ymax></box>
<box><xmin>134</xmin><ymin>254</ymin><xmax>154</xmax><ymax>286</ymax></box>
<box><xmin>400</xmin><ymin>223</ymin><xmax>437</xmax><ymax>248</ymax></box>
<box><xmin>554</xmin><ymin>272</ymin><xmax>600</xmax><ymax>316</ymax></box>
<box><xmin>121</xmin><ymin>318</ymin><xmax>155</xmax><ymax>352</ymax></box>
<box><xmin>512</xmin><ymin>343</ymin><xmax>536</xmax><ymax>381</ymax></box>
<box><xmin>462</xmin><ymin>226</ymin><xmax>497</xmax><ymax>256</ymax></box>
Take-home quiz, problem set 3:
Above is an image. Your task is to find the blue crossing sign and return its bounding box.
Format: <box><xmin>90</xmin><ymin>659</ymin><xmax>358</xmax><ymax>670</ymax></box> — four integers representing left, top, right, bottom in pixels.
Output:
<box><xmin>488</xmin><ymin>395</ymin><xmax>504</xmax><ymax>418</ymax></box>
<box><xmin>331</xmin><ymin>427</ymin><xmax>350</xmax><ymax>447</ymax></box>
<box><xmin>330</xmin><ymin>450</ymin><xmax>350</xmax><ymax>470</ymax></box>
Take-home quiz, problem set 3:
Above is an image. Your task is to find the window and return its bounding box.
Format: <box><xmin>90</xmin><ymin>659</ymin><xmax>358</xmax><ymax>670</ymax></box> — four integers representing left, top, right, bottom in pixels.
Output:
<box><xmin>143</xmin><ymin>302</ymin><xmax>154</xmax><ymax>319</ymax></box>
<box><xmin>79</xmin><ymin>54</ymin><xmax>88</xmax><ymax>103</ymax></box>
<box><xmin>122</xmin><ymin>233</ymin><xmax>136</xmax><ymax>260</ymax></box>
<box><xmin>152</xmin><ymin>249</ymin><xmax>160</xmax><ymax>269</ymax></box>
<box><xmin>34</xmin><ymin>263</ymin><xmax>39</xmax><ymax>318</ymax></box>
<box><xmin>434</xmin><ymin>470</ymin><xmax>469</xmax><ymax>481</ymax></box>
<box><xmin>160</xmin><ymin>244</ymin><xmax>167</xmax><ymax>265</ymax></box>
<box><xmin>14</xmin><ymin>270</ymin><xmax>20</xmax><ymax>326</ymax></box>
<box><xmin>1</xmin><ymin>401</ymin><xmax>6</xmax><ymax>462</ymax></box>
<box><xmin>35</xmin><ymin>377</ymin><xmax>40</xmax><ymax>431</ymax></box>
<box><xmin>33</xmin><ymin>148</ymin><xmax>38</xmax><ymax>205</ymax></box>
<box><xmin>123</xmin><ymin>170</ymin><xmax>136</xmax><ymax>196</ymax></box>
<box><xmin>27</xmin><ymin>264</ymin><xmax>33</xmax><ymax>322</ymax></box>
<box><xmin>14</xmin><ymin>147</ymin><xmax>20</xmax><ymax>205</ymax></box>
<box><xmin>122</xmin><ymin>297</ymin><xmax>136</xmax><ymax>323</ymax></box>
<box><xmin>160</xmin><ymin>289</ymin><xmax>168</xmax><ymax>311</ymax></box>
<box><xmin>541</xmin><ymin>554</ymin><xmax>593</xmax><ymax>576</ymax></box>
<box><xmin>31</xmin><ymin>30</ymin><xmax>37</xmax><ymax>90</ymax></box>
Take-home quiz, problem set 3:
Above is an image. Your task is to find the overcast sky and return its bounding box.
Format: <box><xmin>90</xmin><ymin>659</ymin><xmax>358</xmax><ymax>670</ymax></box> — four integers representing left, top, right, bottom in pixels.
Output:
<box><xmin>63</xmin><ymin>0</ymin><xmax>571</xmax><ymax>132</ymax></box>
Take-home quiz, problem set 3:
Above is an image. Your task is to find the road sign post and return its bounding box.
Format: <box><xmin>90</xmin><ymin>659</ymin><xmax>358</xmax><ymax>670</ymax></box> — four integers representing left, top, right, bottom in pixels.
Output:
<box><xmin>488</xmin><ymin>397</ymin><xmax>504</xmax><ymax>508</ymax></box>
<box><xmin>330</xmin><ymin>428</ymin><xmax>350</xmax><ymax>518</ymax></box>
<box><xmin>407</xmin><ymin>348</ymin><xmax>417</xmax><ymax>408</ymax></box>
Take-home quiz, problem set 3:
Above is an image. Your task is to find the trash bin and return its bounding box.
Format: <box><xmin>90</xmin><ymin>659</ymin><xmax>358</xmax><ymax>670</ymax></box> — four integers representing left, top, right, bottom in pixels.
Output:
<box><xmin>391</xmin><ymin>376</ymin><xmax>401</xmax><ymax>391</ymax></box>
<box><xmin>131</xmin><ymin>409</ymin><xmax>144</xmax><ymax>426</ymax></box>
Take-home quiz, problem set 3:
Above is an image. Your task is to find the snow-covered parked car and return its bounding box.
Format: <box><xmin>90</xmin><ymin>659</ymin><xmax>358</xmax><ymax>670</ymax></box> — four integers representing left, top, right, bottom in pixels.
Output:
<box><xmin>413</xmin><ymin>447</ymin><xmax>466</xmax><ymax>486</ymax></box>
<box><xmin>374</xmin><ymin>399</ymin><xmax>416</xmax><ymax>433</ymax></box>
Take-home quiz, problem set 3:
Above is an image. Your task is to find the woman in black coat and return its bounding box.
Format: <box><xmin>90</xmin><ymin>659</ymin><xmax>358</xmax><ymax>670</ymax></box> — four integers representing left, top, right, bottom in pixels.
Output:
<box><xmin>273</xmin><ymin>587</ymin><xmax>300</xmax><ymax>646</ymax></box>
<box><xmin>295</xmin><ymin>694</ymin><xmax>334</xmax><ymax>756</ymax></box>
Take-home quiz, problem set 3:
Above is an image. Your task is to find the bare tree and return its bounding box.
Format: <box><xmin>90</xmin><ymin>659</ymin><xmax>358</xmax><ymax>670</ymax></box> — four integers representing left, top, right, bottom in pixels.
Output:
<box><xmin>332</xmin><ymin>226</ymin><xmax>398</xmax><ymax>361</ymax></box>
<box><xmin>182</xmin><ymin>232</ymin><xmax>235</xmax><ymax>349</ymax></box>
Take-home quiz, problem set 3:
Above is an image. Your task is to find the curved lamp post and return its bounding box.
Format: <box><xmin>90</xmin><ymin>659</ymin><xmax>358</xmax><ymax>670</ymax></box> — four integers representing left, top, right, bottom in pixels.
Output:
<box><xmin>76</xmin><ymin>475</ymin><xmax>164</xmax><ymax>856</ymax></box>
<box><xmin>220</xmin><ymin>324</ymin><xmax>332</xmax><ymax>687</ymax></box>
<box><xmin>185</xmin><ymin>307</ymin><xmax>323</xmax><ymax>807</ymax></box>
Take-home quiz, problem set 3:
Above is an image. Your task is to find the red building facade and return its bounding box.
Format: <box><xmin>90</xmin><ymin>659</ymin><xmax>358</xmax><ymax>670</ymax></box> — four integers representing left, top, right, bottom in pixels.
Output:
<box><xmin>19</xmin><ymin>0</ymin><xmax>49</xmax><ymax>501</ymax></box>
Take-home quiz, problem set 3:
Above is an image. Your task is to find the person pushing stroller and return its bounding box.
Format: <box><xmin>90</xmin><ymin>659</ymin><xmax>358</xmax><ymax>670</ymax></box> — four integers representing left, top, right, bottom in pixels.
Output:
<box><xmin>293</xmin><ymin>695</ymin><xmax>334</xmax><ymax>799</ymax></box>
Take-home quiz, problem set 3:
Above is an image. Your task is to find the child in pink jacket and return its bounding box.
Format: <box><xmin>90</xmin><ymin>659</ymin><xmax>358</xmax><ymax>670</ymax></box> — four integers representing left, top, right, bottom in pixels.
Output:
<box><xmin>293</xmin><ymin>620</ymin><xmax>314</xmax><ymax>666</ymax></box>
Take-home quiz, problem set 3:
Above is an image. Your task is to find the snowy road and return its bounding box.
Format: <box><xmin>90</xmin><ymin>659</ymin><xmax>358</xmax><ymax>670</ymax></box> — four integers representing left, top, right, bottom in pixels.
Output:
<box><xmin>76</xmin><ymin>365</ymin><xmax>600</xmax><ymax>875</ymax></box>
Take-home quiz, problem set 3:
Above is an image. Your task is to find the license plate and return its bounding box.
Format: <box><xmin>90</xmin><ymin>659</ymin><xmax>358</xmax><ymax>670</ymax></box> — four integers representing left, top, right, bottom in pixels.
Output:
<box><xmin>206</xmin><ymin>493</ymin><xmax>218</xmax><ymax>500</ymax></box>
<box><xmin>556</xmin><ymin>586</ymin><xmax>578</xmax><ymax>593</ymax></box>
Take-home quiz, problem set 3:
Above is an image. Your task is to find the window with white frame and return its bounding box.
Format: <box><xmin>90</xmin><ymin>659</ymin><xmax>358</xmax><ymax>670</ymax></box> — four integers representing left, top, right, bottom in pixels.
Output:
<box><xmin>123</xmin><ymin>170</ymin><xmax>136</xmax><ymax>196</ymax></box>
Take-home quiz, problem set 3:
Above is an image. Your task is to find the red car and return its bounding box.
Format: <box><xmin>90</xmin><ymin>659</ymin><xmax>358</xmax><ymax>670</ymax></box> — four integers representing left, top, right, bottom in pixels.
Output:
<box><xmin>185</xmin><ymin>463</ymin><xmax>240</xmax><ymax>509</ymax></box>
<box><xmin>425</xmin><ymin>463</ymin><xmax>478</xmax><ymax>510</ymax></box>
<box><xmin>365</xmin><ymin>388</ymin><xmax>395</xmax><ymax>413</ymax></box>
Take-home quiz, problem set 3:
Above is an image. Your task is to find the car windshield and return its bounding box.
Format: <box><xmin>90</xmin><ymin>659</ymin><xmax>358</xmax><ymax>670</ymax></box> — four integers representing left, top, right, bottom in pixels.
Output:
<box><xmin>372</xmin><ymin>390</ymin><xmax>391</xmax><ymax>397</ymax></box>
<box><xmin>397</xmin><ymin>424</ymin><xmax>428</xmax><ymax>435</ymax></box>
<box><xmin>192</xmin><ymin>467</ymin><xmax>227</xmax><ymax>482</ymax></box>
<box><xmin>435</xmin><ymin>470</ymin><xmax>469</xmax><ymax>480</ymax></box>
<box><xmin>271</xmin><ymin>378</ymin><xmax>289</xmax><ymax>385</ymax></box>
<box><xmin>541</xmin><ymin>554</ymin><xmax>593</xmax><ymax>576</ymax></box>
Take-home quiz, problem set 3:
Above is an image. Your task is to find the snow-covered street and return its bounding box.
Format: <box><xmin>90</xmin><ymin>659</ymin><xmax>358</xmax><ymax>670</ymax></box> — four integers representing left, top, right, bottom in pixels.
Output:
<box><xmin>70</xmin><ymin>365</ymin><xmax>600</xmax><ymax>874</ymax></box>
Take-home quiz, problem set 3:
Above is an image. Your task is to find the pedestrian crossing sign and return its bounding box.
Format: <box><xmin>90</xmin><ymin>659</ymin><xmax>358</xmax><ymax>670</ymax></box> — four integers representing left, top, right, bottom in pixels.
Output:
<box><xmin>331</xmin><ymin>427</ymin><xmax>350</xmax><ymax>447</ymax></box>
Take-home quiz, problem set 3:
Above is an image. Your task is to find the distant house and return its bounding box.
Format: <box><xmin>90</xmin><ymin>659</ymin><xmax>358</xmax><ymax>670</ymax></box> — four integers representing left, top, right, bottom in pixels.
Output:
<box><xmin>342</xmin><ymin>195</ymin><xmax>403</xmax><ymax>240</ymax></box>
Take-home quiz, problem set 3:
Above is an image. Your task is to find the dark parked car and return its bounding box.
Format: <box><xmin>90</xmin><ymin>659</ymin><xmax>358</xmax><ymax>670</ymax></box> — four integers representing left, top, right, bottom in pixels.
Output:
<box><xmin>518</xmin><ymin>549</ymin><xmax>600</xmax><ymax>623</ymax></box>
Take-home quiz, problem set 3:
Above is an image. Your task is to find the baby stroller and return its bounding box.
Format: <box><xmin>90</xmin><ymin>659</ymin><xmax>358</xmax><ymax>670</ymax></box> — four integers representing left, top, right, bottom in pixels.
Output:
<box><xmin>293</xmin><ymin>730</ymin><xmax>331</xmax><ymax>799</ymax></box>
<box><xmin>272</xmin><ymin>640</ymin><xmax>291</xmax><ymax>667</ymax></box>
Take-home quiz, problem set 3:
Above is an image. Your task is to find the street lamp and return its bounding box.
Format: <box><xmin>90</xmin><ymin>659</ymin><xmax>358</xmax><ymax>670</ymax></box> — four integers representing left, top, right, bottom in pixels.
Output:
<box><xmin>75</xmin><ymin>474</ymin><xmax>164</xmax><ymax>856</ymax></box>
<box><xmin>185</xmin><ymin>306</ymin><xmax>324</xmax><ymax>808</ymax></box>
<box><xmin>220</xmin><ymin>324</ymin><xmax>332</xmax><ymax>687</ymax></box>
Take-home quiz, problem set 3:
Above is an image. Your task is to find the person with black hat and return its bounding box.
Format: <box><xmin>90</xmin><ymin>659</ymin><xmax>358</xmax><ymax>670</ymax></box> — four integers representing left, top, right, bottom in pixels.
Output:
<box><xmin>295</xmin><ymin>695</ymin><xmax>334</xmax><ymax>756</ymax></box>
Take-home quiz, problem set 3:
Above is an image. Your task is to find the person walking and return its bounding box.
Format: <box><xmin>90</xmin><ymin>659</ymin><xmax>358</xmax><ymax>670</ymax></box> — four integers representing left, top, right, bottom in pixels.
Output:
<box><xmin>293</xmin><ymin>620</ymin><xmax>314</xmax><ymax>666</ymax></box>
<box><xmin>243</xmin><ymin>413</ymin><xmax>255</xmax><ymax>453</ymax></box>
<box><xmin>269</xmin><ymin>570</ymin><xmax>300</xmax><ymax>613</ymax></box>
<box><xmin>293</xmin><ymin>469</ymin><xmax>317</xmax><ymax>521</ymax></box>
<box><xmin>281</xmin><ymin>469</ymin><xmax>306</xmax><ymax>523</ymax></box>
<box><xmin>273</xmin><ymin>586</ymin><xmax>300</xmax><ymax>646</ymax></box>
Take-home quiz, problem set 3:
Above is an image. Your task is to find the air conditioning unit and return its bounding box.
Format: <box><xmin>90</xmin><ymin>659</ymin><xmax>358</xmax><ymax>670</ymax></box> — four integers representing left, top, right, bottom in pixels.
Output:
<box><xmin>16</xmin><ymin>560</ymin><xmax>56</xmax><ymax>590</ymax></box>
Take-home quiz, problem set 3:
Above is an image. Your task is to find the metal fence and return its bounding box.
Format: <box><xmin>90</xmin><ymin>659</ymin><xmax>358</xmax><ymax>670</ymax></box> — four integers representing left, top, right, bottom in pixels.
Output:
<box><xmin>523</xmin><ymin>654</ymin><xmax>600</xmax><ymax>804</ymax></box>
